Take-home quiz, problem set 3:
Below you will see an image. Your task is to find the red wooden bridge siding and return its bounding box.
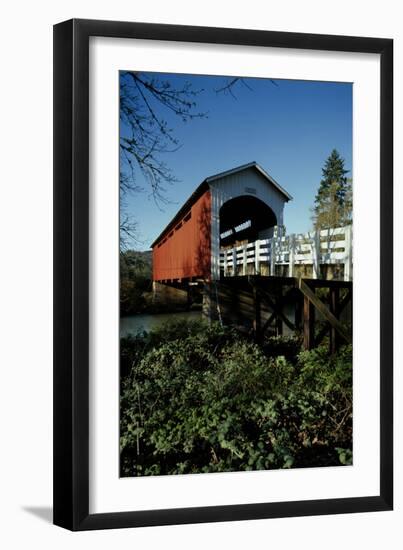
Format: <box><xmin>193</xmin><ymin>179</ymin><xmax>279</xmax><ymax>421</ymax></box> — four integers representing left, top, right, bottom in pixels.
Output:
<box><xmin>152</xmin><ymin>190</ymin><xmax>211</xmax><ymax>282</ymax></box>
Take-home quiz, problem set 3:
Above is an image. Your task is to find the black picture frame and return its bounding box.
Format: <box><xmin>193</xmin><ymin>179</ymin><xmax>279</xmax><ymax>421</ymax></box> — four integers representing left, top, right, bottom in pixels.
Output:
<box><xmin>53</xmin><ymin>18</ymin><xmax>393</xmax><ymax>531</ymax></box>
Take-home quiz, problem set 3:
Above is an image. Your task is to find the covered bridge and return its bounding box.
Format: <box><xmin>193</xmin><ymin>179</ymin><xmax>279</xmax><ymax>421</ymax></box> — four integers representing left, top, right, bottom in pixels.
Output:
<box><xmin>151</xmin><ymin>162</ymin><xmax>292</xmax><ymax>282</ymax></box>
<box><xmin>151</xmin><ymin>162</ymin><xmax>352</xmax><ymax>353</ymax></box>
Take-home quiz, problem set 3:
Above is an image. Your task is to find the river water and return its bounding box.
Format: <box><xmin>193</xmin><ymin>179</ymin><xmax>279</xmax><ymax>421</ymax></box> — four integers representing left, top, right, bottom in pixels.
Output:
<box><xmin>120</xmin><ymin>310</ymin><xmax>202</xmax><ymax>338</ymax></box>
<box><xmin>120</xmin><ymin>302</ymin><xmax>351</xmax><ymax>339</ymax></box>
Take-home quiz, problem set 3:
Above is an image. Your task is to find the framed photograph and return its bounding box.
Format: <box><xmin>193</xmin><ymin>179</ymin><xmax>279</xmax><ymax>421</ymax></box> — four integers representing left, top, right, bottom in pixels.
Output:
<box><xmin>53</xmin><ymin>19</ymin><xmax>393</xmax><ymax>530</ymax></box>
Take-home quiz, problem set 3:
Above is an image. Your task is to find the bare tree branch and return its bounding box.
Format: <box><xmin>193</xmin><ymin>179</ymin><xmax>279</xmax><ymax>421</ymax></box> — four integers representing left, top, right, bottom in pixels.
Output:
<box><xmin>215</xmin><ymin>77</ymin><xmax>278</xmax><ymax>96</ymax></box>
<box><xmin>119</xmin><ymin>72</ymin><xmax>259</xmax><ymax>249</ymax></box>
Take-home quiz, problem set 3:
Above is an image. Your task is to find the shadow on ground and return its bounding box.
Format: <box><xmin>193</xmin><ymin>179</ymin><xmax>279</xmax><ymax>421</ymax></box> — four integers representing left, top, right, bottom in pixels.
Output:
<box><xmin>22</xmin><ymin>506</ymin><xmax>53</xmax><ymax>524</ymax></box>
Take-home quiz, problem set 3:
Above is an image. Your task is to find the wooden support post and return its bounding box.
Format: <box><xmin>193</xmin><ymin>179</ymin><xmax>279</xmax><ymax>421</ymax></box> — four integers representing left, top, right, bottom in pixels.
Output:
<box><xmin>254</xmin><ymin>240</ymin><xmax>260</xmax><ymax>275</ymax></box>
<box><xmin>253</xmin><ymin>286</ymin><xmax>261</xmax><ymax>343</ymax></box>
<box><xmin>329</xmin><ymin>287</ymin><xmax>340</xmax><ymax>354</ymax></box>
<box><xmin>315</xmin><ymin>286</ymin><xmax>352</xmax><ymax>347</ymax></box>
<box><xmin>294</xmin><ymin>290</ymin><xmax>303</xmax><ymax>330</ymax></box>
<box><xmin>258</xmin><ymin>286</ymin><xmax>296</xmax><ymax>333</ymax></box>
<box><xmin>299</xmin><ymin>278</ymin><xmax>351</xmax><ymax>345</ymax></box>
<box><xmin>276</xmin><ymin>287</ymin><xmax>283</xmax><ymax>336</ymax></box>
<box><xmin>242</xmin><ymin>244</ymin><xmax>247</xmax><ymax>276</ymax></box>
<box><xmin>289</xmin><ymin>234</ymin><xmax>295</xmax><ymax>277</ymax></box>
<box><xmin>303</xmin><ymin>293</ymin><xmax>315</xmax><ymax>350</ymax></box>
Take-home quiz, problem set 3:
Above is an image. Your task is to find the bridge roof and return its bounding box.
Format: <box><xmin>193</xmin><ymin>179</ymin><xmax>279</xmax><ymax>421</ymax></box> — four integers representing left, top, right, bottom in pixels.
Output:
<box><xmin>151</xmin><ymin>161</ymin><xmax>292</xmax><ymax>248</ymax></box>
<box><xmin>205</xmin><ymin>161</ymin><xmax>292</xmax><ymax>201</ymax></box>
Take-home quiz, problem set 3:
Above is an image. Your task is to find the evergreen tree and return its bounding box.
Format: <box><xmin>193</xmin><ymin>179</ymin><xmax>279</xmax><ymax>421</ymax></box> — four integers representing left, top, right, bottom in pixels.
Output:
<box><xmin>313</xmin><ymin>149</ymin><xmax>351</xmax><ymax>230</ymax></box>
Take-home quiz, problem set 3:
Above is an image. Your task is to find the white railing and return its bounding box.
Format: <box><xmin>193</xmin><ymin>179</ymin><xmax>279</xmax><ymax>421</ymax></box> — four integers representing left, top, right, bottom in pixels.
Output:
<box><xmin>219</xmin><ymin>225</ymin><xmax>353</xmax><ymax>281</ymax></box>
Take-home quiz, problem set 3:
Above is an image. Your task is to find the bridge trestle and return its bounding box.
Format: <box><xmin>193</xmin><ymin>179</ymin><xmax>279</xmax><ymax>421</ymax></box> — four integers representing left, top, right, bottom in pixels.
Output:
<box><xmin>203</xmin><ymin>275</ymin><xmax>352</xmax><ymax>354</ymax></box>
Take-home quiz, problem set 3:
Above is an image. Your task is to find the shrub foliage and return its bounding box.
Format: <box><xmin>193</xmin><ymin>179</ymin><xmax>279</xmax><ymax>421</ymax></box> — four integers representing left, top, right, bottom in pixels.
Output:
<box><xmin>120</xmin><ymin>320</ymin><xmax>352</xmax><ymax>476</ymax></box>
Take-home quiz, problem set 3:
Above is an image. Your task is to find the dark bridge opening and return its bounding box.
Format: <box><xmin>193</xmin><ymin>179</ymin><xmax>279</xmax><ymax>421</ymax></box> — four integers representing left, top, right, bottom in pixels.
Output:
<box><xmin>220</xmin><ymin>195</ymin><xmax>277</xmax><ymax>248</ymax></box>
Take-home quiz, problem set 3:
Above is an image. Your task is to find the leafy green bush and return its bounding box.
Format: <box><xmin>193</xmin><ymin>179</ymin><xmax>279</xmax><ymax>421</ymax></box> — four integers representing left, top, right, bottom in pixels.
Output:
<box><xmin>120</xmin><ymin>320</ymin><xmax>352</xmax><ymax>476</ymax></box>
<box><xmin>262</xmin><ymin>335</ymin><xmax>302</xmax><ymax>363</ymax></box>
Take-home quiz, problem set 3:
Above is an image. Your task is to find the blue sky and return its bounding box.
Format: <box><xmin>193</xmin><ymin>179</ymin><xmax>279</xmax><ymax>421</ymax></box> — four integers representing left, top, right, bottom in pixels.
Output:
<box><xmin>121</xmin><ymin>73</ymin><xmax>352</xmax><ymax>250</ymax></box>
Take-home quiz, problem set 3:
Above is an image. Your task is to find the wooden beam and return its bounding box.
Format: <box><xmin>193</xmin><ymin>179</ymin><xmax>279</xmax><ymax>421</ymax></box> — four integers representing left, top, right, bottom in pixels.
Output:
<box><xmin>276</xmin><ymin>287</ymin><xmax>283</xmax><ymax>336</ymax></box>
<box><xmin>303</xmin><ymin>294</ymin><xmax>315</xmax><ymax>350</ymax></box>
<box><xmin>253</xmin><ymin>286</ymin><xmax>261</xmax><ymax>343</ymax></box>
<box><xmin>340</xmin><ymin>288</ymin><xmax>353</xmax><ymax>313</ymax></box>
<box><xmin>259</xmin><ymin>287</ymin><xmax>296</xmax><ymax>336</ymax></box>
<box><xmin>294</xmin><ymin>289</ymin><xmax>303</xmax><ymax>330</ymax></box>
<box><xmin>329</xmin><ymin>286</ymin><xmax>340</xmax><ymax>354</ymax></box>
<box><xmin>314</xmin><ymin>287</ymin><xmax>353</xmax><ymax>346</ymax></box>
<box><xmin>298</xmin><ymin>278</ymin><xmax>351</xmax><ymax>345</ymax></box>
<box><xmin>296</xmin><ymin>278</ymin><xmax>352</xmax><ymax>289</ymax></box>
<box><xmin>256</xmin><ymin>286</ymin><xmax>296</xmax><ymax>332</ymax></box>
